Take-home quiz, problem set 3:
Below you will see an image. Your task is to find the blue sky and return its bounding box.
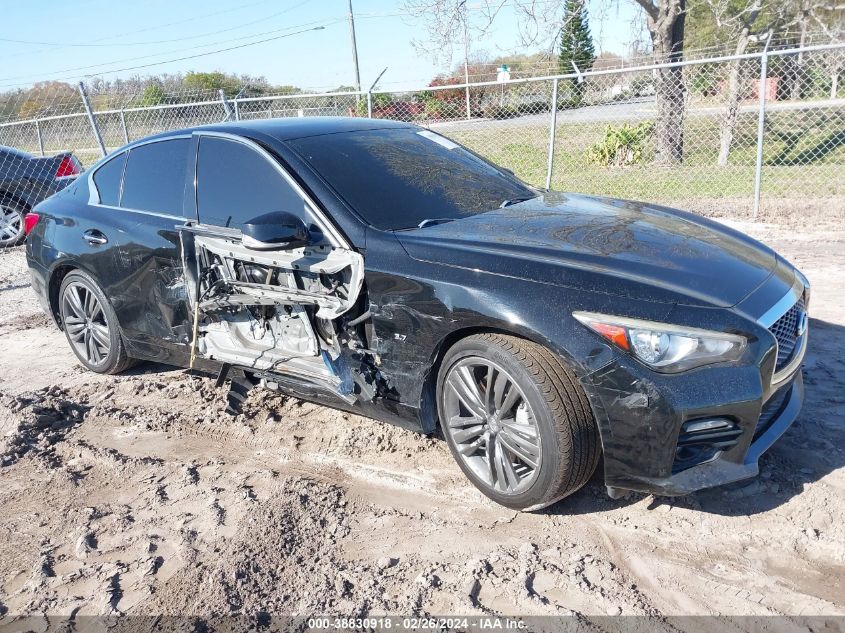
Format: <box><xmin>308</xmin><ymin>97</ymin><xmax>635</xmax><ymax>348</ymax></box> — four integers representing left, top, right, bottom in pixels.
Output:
<box><xmin>0</xmin><ymin>0</ymin><xmax>641</xmax><ymax>92</ymax></box>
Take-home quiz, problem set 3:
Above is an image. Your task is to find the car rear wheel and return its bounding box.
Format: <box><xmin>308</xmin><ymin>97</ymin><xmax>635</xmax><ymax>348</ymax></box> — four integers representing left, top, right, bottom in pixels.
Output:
<box><xmin>59</xmin><ymin>270</ymin><xmax>136</xmax><ymax>375</ymax></box>
<box><xmin>0</xmin><ymin>199</ymin><xmax>26</xmax><ymax>248</ymax></box>
<box><xmin>437</xmin><ymin>333</ymin><xmax>600</xmax><ymax>511</ymax></box>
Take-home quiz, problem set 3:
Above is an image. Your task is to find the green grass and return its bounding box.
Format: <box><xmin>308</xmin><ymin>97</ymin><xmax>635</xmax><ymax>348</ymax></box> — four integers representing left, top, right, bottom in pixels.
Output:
<box><xmin>3</xmin><ymin>107</ymin><xmax>842</xmax><ymax>206</ymax></box>
<box><xmin>449</xmin><ymin>110</ymin><xmax>845</xmax><ymax>203</ymax></box>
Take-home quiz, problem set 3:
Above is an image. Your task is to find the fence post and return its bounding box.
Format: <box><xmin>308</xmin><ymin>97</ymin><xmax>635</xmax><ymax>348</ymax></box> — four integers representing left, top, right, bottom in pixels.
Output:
<box><xmin>219</xmin><ymin>89</ymin><xmax>234</xmax><ymax>122</ymax></box>
<box><xmin>752</xmin><ymin>42</ymin><xmax>772</xmax><ymax>220</ymax></box>
<box><xmin>78</xmin><ymin>82</ymin><xmax>107</xmax><ymax>158</ymax></box>
<box><xmin>464</xmin><ymin>82</ymin><xmax>471</xmax><ymax>121</ymax></box>
<box><xmin>367</xmin><ymin>92</ymin><xmax>373</xmax><ymax>118</ymax></box>
<box><xmin>34</xmin><ymin>120</ymin><xmax>45</xmax><ymax>157</ymax></box>
<box><xmin>233</xmin><ymin>98</ymin><xmax>240</xmax><ymax>121</ymax></box>
<box><xmin>545</xmin><ymin>79</ymin><xmax>560</xmax><ymax>191</ymax></box>
<box><xmin>119</xmin><ymin>110</ymin><xmax>130</xmax><ymax>144</ymax></box>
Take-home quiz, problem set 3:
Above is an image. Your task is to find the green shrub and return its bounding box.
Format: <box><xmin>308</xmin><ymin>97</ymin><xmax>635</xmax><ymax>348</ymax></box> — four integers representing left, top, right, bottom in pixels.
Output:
<box><xmin>517</xmin><ymin>100</ymin><xmax>551</xmax><ymax>115</ymax></box>
<box><xmin>690</xmin><ymin>70</ymin><xmax>719</xmax><ymax>97</ymax></box>
<box><xmin>587</xmin><ymin>122</ymin><xmax>654</xmax><ymax>167</ymax></box>
<box><xmin>423</xmin><ymin>99</ymin><xmax>443</xmax><ymax>119</ymax></box>
<box><xmin>483</xmin><ymin>103</ymin><xmax>519</xmax><ymax>119</ymax></box>
<box><xmin>628</xmin><ymin>76</ymin><xmax>654</xmax><ymax>97</ymax></box>
<box><xmin>355</xmin><ymin>98</ymin><xmax>368</xmax><ymax>117</ymax></box>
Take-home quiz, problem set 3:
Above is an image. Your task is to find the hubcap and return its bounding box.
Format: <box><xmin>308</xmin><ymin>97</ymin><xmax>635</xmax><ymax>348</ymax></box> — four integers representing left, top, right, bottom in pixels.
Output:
<box><xmin>0</xmin><ymin>205</ymin><xmax>22</xmax><ymax>243</ymax></box>
<box><xmin>442</xmin><ymin>358</ymin><xmax>541</xmax><ymax>495</ymax></box>
<box><xmin>61</xmin><ymin>282</ymin><xmax>110</xmax><ymax>365</ymax></box>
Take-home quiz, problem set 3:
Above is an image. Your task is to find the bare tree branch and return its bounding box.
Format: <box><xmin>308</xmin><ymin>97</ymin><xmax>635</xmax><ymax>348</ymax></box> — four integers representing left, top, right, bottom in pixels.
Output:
<box><xmin>403</xmin><ymin>0</ymin><xmax>582</xmax><ymax>64</ymax></box>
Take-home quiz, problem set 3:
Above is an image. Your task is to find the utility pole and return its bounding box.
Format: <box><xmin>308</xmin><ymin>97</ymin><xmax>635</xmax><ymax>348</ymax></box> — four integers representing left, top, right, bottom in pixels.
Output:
<box><xmin>348</xmin><ymin>0</ymin><xmax>362</xmax><ymax>93</ymax></box>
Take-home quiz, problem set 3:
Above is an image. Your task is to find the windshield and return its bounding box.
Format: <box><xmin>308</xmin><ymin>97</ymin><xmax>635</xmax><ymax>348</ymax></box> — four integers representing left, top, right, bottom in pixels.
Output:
<box><xmin>287</xmin><ymin>127</ymin><xmax>536</xmax><ymax>230</ymax></box>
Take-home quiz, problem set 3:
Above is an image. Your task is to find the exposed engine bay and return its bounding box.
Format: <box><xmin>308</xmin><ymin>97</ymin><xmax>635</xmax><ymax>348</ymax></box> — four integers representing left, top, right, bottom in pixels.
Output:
<box><xmin>180</xmin><ymin>225</ymin><xmax>384</xmax><ymax>405</ymax></box>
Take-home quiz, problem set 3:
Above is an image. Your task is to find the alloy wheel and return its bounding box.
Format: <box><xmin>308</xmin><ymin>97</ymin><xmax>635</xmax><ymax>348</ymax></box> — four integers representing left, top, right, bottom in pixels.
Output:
<box><xmin>442</xmin><ymin>357</ymin><xmax>542</xmax><ymax>495</ymax></box>
<box><xmin>62</xmin><ymin>282</ymin><xmax>111</xmax><ymax>365</ymax></box>
<box><xmin>0</xmin><ymin>204</ymin><xmax>22</xmax><ymax>244</ymax></box>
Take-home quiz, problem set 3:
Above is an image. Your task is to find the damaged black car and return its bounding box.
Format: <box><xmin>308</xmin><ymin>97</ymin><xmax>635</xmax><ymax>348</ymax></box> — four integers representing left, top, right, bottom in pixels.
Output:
<box><xmin>24</xmin><ymin>118</ymin><xmax>809</xmax><ymax>511</ymax></box>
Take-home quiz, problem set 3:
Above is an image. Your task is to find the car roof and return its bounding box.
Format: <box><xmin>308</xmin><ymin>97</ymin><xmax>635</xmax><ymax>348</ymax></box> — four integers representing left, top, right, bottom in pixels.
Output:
<box><xmin>142</xmin><ymin>117</ymin><xmax>415</xmax><ymax>145</ymax></box>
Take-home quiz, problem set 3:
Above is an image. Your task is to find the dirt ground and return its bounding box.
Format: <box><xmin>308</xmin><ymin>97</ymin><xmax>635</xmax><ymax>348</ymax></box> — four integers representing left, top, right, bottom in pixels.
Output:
<box><xmin>0</xmin><ymin>218</ymin><xmax>843</xmax><ymax>626</ymax></box>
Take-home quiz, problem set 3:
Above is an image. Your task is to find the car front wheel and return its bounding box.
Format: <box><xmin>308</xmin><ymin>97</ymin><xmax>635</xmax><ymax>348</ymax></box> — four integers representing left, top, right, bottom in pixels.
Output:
<box><xmin>437</xmin><ymin>333</ymin><xmax>600</xmax><ymax>511</ymax></box>
<box><xmin>59</xmin><ymin>270</ymin><xmax>136</xmax><ymax>375</ymax></box>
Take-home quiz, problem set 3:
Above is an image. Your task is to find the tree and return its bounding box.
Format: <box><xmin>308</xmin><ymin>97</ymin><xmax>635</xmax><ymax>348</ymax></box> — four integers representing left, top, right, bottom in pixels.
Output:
<box><xmin>272</xmin><ymin>85</ymin><xmax>302</xmax><ymax>96</ymax></box>
<box><xmin>703</xmin><ymin>1</ymin><xmax>789</xmax><ymax>166</ymax></box>
<box><xmin>558</xmin><ymin>0</ymin><xmax>597</xmax><ymax>104</ymax></box>
<box><xmin>631</xmin><ymin>0</ymin><xmax>688</xmax><ymax>166</ymax></box>
<box><xmin>787</xmin><ymin>1</ymin><xmax>845</xmax><ymax>98</ymax></box>
<box><xmin>402</xmin><ymin>0</ymin><xmax>590</xmax><ymax>64</ymax></box>
<box><xmin>183</xmin><ymin>72</ymin><xmax>242</xmax><ymax>96</ymax></box>
<box><xmin>140</xmin><ymin>84</ymin><xmax>166</xmax><ymax>107</ymax></box>
<box><xmin>690</xmin><ymin>0</ymin><xmax>844</xmax><ymax>164</ymax></box>
<box><xmin>815</xmin><ymin>7</ymin><xmax>845</xmax><ymax>97</ymax></box>
<box><xmin>16</xmin><ymin>81</ymin><xmax>78</xmax><ymax>119</ymax></box>
<box><xmin>558</xmin><ymin>0</ymin><xmax>597</xmax><ymax>74</ymax></box>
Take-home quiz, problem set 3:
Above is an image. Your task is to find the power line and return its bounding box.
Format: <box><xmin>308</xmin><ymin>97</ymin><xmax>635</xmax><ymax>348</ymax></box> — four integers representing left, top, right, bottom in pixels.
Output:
<box><xmin>0</xmin><ymin>0</ymin><xmax>294</xmax><ymax>64</ymax></box>
<box><xmin>0</xmin><ymin>0</ymin><xmax>309</xmax><ymax>48</ymax></box>
<box><xmin>0</xmin><ymin>24</ymin><xmax>333</xmax><ymax>88</ymax></box>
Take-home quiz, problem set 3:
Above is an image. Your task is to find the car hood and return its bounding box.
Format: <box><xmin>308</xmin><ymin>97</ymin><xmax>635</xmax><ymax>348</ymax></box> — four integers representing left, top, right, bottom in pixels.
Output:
<box><xmin>395</xmin><ymin>193</ymin><xmax>778</xmax><ymax>308</ymax></box>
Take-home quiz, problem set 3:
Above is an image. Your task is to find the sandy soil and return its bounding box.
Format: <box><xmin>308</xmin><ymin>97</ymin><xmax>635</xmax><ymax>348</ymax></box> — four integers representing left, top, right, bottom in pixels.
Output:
<box><xmin>0</xmin><ymin>220</ymin><xmax>843</xmax><ymax>625</ymax></box>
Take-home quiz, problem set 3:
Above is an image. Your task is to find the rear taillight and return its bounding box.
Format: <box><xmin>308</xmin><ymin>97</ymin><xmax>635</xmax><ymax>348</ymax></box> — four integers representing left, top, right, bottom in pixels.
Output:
<box><xmin>24</xmin><ymin>213</ymin><xmax>40</xmax><ymax>235</ymax></box>
<box><xmin>55</xmin><ymin>155</ymin><xmax>80</xmax><ymax>178</ymax></box>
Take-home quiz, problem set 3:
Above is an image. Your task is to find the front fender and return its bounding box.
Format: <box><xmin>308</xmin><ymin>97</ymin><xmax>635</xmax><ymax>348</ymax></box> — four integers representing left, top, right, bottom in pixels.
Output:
<box><xmin>363</xmin><ymin>229</ymin><xmax>677</xmax><ymax>431</ymax></box>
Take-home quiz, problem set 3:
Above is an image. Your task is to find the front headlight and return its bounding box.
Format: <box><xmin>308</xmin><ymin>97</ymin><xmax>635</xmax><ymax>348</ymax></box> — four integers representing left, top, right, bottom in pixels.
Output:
<box><xmin>573</xmin><ymin>311</ymin><xmax>747</xmax><ymax>373</ymax></box>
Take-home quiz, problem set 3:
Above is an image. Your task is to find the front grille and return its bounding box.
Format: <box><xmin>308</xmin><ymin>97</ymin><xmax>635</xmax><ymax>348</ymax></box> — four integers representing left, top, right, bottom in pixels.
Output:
<box><xmin>754</xmin><ymin>384</ymin><xmax>791</xmax><ymax>440</ymax></box>
<box><xmin>769</xmin><ymin>299</ymin><xmax>805</xmax><ymax>373</ymax></box>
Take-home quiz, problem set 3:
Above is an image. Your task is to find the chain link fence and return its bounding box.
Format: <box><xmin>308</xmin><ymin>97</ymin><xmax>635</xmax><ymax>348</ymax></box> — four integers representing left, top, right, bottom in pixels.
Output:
<box><xmin>1</xmin><ymin>43</ymin><xmax>843</xmax><ymax>249</ymax></box>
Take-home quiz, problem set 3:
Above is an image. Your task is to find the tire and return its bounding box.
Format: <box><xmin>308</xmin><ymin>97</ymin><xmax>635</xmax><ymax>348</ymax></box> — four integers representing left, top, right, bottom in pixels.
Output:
<box><xmin>59</xmin><ymin>270</ymin><xmax>136</xmax><ymax>375</ymax></box>
<box><xmin>437</xmin><ymin>333</ymin><xmax>600</xmax><ymax>511</ymax></box>
<box><xmin>0</xmin><ymin>198</ymin><xmax>27</xmax><ymax>248</ymax></box>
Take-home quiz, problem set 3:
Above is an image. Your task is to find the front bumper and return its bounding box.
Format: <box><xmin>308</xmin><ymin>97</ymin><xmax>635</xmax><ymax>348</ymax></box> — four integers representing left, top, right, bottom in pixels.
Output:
<box><xmin>614</xmin><ymin>373</ymin><xmax>802</xmax><ymax>496</ymax></box>
<box><xmin>581</xmin><ymin>349</ymin><xmax>805</xmax><ymax>497</ymax></box>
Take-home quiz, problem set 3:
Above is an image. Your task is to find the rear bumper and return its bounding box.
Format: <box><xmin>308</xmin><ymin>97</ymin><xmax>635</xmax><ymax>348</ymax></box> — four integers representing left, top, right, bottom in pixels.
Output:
<box><xmin>26</xmin><ymin>256</ymin><xmax>53</xmax><ymax>319</ymax></box>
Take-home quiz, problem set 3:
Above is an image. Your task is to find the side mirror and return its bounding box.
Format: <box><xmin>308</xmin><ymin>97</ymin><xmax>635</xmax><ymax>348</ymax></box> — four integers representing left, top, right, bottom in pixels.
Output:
<box><xmin>242</xmin><ymin>211</ymin><xmax>311</xmax><ymax>250</ymax></box>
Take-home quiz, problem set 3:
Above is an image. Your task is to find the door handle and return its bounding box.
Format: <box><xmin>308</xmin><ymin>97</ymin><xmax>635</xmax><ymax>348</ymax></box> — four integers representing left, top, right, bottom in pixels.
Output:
<box><xmin>83</xmin><ymin>229</ymin><xmax>108</xmax><ymax>245</ymax></box>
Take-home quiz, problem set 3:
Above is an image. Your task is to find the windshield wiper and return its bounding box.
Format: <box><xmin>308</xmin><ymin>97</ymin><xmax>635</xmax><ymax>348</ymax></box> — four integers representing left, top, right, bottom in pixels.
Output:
<box><xmin>499</xmin><ymin>195</ymin><xmax>539</xmax><ymax>208</ymax></box>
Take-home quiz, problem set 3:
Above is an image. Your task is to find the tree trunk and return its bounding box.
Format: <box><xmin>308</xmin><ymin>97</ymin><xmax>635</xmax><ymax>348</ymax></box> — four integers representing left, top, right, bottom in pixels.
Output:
<box><xmin>654</xmin><ymin>64</ymin><xmax>685</xmax><ymax>164</ymax></box>
<box><xmin>644</xmin><ymin>0</ymin><xmax>687</xmax><ymax>166</ymax></box>
<box><xmin>717</xmin><ymin>34</ymin><xmax>751</xmax><ymax>167</ymax></box>
<box><xmin>832</xmin><ymin>71</ymin><xmax>840</xmax><ymax>100</ymax></box>
<box><xmin>717</xmin><ymin>62</ymin><xmax>743</xmax><ymax>166</ymax></box>
<box><xmin>790</xmin><ymin>2</ymin><xmax>809</xmax><ymax>102</ymax></box>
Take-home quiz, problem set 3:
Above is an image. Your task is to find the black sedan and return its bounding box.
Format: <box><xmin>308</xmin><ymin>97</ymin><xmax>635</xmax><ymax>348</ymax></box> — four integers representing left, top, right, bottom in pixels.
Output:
<box><xmin>24</xmin><ymin>118</ymin><xmax>809</xmax><ymax>511</ymax></box>
<box><xmin>0</xmin><ymin>145</ymin><xmax>81</xmax><ymax>247</ymax></box>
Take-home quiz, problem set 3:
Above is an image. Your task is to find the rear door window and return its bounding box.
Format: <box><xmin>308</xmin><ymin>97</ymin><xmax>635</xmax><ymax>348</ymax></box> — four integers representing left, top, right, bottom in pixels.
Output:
<box><xmin>121</xmin><ymin>138</ymin><xmax>189</xmax><ymax>215</ymax></box>
<box><xmin>195</xmin><ymin>136</ymin><xmax>307</xmax><ymax>230</ymax></box>
<box><xmin>93</xmin><ymin>152</ymin><xmax>126</xmax><ymax>206</ymax></box>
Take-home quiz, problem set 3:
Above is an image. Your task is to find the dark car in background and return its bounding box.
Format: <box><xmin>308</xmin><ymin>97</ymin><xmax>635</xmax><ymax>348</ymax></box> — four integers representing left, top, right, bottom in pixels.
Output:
<box><xmin>0</xmin><ymin>145</ymin><xmax>81</xmax><ymax>247</ymax></box>
<box><xmin>23</xmin><ymin>118</ymin><xmax>809</xmax><ymax>511</ymax></box>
